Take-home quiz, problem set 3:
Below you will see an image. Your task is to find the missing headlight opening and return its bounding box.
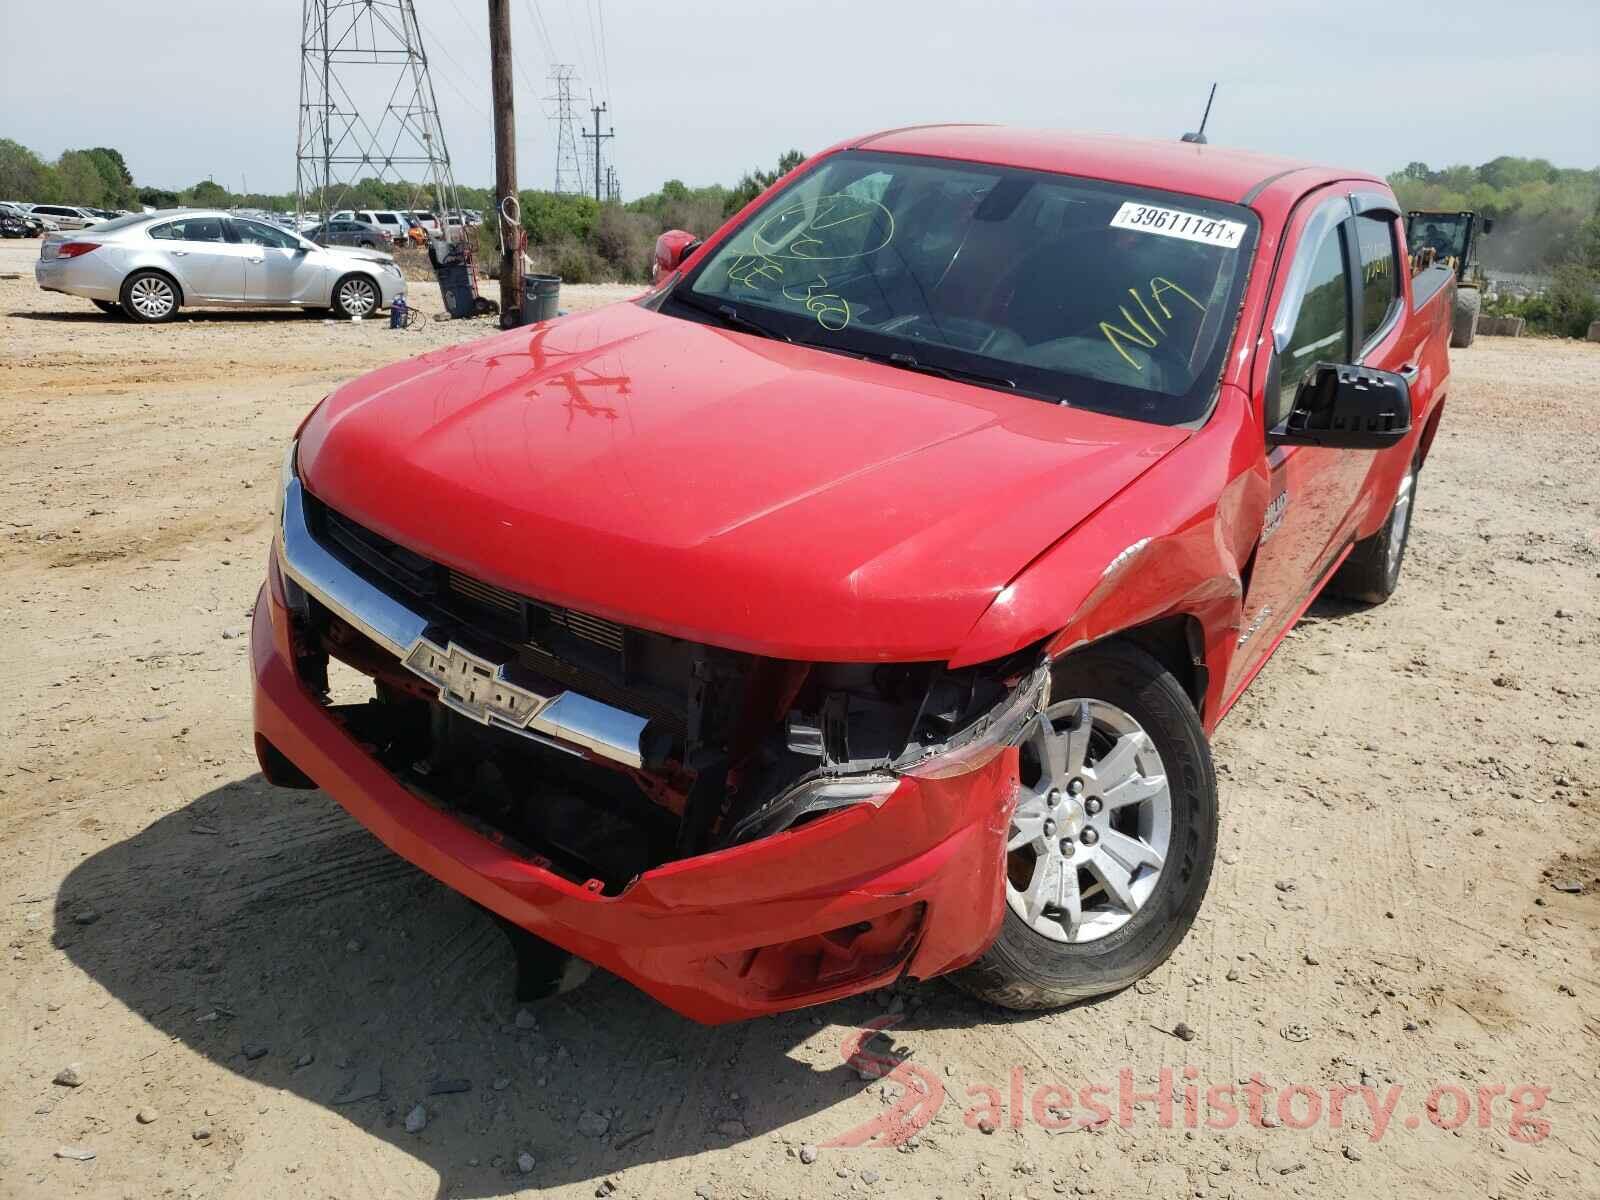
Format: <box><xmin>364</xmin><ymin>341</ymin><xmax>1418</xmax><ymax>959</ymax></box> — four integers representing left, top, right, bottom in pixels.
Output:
<box><xmin>281</xmin><ymin>493</ymin><xmax>1047</xmax><ymax>896</ymax></box>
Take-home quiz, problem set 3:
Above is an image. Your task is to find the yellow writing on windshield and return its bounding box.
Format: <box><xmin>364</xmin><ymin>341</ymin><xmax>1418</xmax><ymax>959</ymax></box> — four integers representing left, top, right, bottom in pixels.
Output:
<box><xmin>727</xmin><ymin>253</ymin><xmax>784</xmax><ymax>289</ymax></box>
<box><xmin>1100</xmin><ymin>276</ymin><xmax>1207</xmax><ymax>370</ymax></box>
<box><xmin>783</xmin><ymin>273</ymin><xmax>851</xmax><ymax>331</ymax></box>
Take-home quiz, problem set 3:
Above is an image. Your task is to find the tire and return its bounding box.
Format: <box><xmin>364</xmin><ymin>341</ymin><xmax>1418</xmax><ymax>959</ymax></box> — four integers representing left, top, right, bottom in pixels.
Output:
<box><xmin>91</xmin><ymin>299</ymin><xmax>123</xmax><ymax>316</ymax></box>
<box><xmin>1450</xmin><ymin>287</ymin><xmax>1479</xmax><ymax>348</ymax></box>
<box><xmin>1329</xmin><ymin>465</ymin><xmax>1416</xmax><ymax>604</ymax></box>
<box><xmin>951</xmin><ymin>641</ymin><xmax>1217</xmax><ymax>1011</ymax></box>
<box><xmin>119</xmin><ymin>270</ymin><xmax>180</xmax><ymax>323</ymax></box>
<box><xmin>332</xmin><ymin>273</ymin><xmax>380</xmax><ymax>319</ymax></box>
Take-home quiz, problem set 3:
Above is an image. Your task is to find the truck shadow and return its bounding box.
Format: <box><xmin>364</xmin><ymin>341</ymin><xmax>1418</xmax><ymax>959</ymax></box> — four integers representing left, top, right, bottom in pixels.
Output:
<box><xmin>55</xmin><ymin>775</ymin><xmax>1016</xmax><ymax>1197</ymax></box>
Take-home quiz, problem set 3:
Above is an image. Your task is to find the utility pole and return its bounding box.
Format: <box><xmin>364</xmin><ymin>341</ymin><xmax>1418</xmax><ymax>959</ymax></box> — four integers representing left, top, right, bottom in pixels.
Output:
<box><xmin>487</xmin><ymin>0</ymin><xmax>522</xmax><ymax>323</ymax></box>
<box><xmin>582</xmin><ymin>101</ymin><xmax>613</xmax><ymax>204</ymax></box>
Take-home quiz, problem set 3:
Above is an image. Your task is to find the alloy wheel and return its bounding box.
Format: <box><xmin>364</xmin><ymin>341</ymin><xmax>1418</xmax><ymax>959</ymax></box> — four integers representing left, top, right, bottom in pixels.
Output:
<box><xmin>1006</xmin><ymin>698</ymin><xmax>1173</xmax><ymax>944</ymax></box>
<box><xmin>128</xmin><ymin>276</ymin><xmax>175</xmax><ymax>320</ymax></box>
<box><xmin>339</xmin><ymin>277</ymin><xmax>378</xmax><ymax>317</ymax></box>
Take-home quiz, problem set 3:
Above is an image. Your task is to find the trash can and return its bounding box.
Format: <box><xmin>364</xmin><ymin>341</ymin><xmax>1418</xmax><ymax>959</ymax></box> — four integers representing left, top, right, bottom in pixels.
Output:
<box><xmin>436</xmin><ymin>264</ymin><xmax>476</xmax><ymax>318</ymax></box>
<box><xmin>522</xmin><ymin>274</ymin><xmax>561</xmax><ymax>324</ymax></box>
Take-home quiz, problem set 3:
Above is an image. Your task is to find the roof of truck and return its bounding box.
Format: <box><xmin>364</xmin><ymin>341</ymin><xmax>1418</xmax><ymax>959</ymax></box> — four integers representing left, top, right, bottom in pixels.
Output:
<box><xmin>848</xmin><ymin>125</ymin><xmax>1382</xmax><ymax>207</ymax></box>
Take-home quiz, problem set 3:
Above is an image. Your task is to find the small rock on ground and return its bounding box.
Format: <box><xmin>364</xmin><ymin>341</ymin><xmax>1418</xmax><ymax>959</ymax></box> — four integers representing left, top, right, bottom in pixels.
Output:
<box><xmin>53</xmin><ymin>1064</ymin><xmax>85</xmax><ymax>1087</ymax></box>
<box><xmin>55</xmin><ymin>1146</ymin><xmax>96</xmax><ymax>1161</ymax></box>
<box><xmin>517</xmin><ymin>1150</ymin><xmax>536</xmax><ymax>1173</ymax></box>
<box><xmin>136</xmin><ymin>1107</ymin><xmax>159</xmax><ymax>1124</ymax></box>
<box><xmin>799</xmin><ymin>1143</ymin><xmax>818</xmax><ymax>1164</ymax></box>
<box><xmin>404</xmin><ymin>1103</ymin><xmax>427</xmax><ymax>1134</ymax></box>
<box><xmin>577</xmin><ymin>1110</ymin><xmax>609</xmax><ymax>1138</ymax></box>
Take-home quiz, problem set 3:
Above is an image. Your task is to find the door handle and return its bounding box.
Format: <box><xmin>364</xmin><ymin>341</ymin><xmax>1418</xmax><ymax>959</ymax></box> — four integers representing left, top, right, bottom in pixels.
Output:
<box><xmin>1398</xmin><ymin>363</ymin><xmax>1420</xmax><ymax>381</ymax></box>
<box><xmin>170</xmin><ymin>250</ymin><xmax>188</xmax><ymax>257</ymax></box>
<box><xmin>248</xmin><ymin>257</ymin><xmax>264</xmax><ymax>264</ymax></box>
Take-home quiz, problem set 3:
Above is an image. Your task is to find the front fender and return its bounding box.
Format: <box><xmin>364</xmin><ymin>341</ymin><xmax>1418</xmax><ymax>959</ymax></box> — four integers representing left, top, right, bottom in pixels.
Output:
<box><xmin>950</xmin><ymin>385</ymin><xmax>1268</xmax><ymax>731</ymax></box>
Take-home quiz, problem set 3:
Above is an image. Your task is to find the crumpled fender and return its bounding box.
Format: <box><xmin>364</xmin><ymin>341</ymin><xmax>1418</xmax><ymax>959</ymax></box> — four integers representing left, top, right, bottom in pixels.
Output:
<box><xmin>949</xmin><ymin>385</ymin><xmax>1268</xmax><ymax>730</ymax></box>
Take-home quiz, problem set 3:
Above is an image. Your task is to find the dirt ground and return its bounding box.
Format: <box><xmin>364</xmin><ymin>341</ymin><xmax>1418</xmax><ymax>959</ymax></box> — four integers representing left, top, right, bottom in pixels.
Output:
<box><xmin>1</xmin><ymin>238</ymin><xmax>1596</xmax><ymax>1199</ymax></box>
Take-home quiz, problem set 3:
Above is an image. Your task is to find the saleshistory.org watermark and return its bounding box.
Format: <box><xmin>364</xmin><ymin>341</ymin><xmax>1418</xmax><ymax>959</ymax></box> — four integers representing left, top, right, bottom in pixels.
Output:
<box><xmin>824</xmin><ymin>1018</ymin><xmax>1553</xmax><ymax>1149</ymax></box>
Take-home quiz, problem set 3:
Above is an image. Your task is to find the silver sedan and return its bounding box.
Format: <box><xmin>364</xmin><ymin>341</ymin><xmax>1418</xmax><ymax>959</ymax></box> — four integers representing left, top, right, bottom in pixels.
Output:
<box><xmin>34</xmin><ymin>209</ymin><xmax>407</xmax><ymax>323</ymax></box>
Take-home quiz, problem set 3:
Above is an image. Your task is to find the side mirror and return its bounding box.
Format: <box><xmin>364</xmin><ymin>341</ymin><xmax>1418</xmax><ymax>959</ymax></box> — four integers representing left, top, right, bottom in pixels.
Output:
<box><xmin>1269</xmin><ymin>362</ymin><xmax>1412</xmax><ymax>450</ymax></box>
<box><xmin>652</xmin><ymin>229</ymin><xmax>701</xmax><ymax>283</ymax></box>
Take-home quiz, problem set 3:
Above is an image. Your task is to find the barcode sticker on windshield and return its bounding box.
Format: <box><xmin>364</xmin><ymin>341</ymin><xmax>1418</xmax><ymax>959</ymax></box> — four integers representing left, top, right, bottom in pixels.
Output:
<box><xmin>1109</xmin><ymin>202</ymin><xmax>1246</xmax><ymax>249</ymax></box>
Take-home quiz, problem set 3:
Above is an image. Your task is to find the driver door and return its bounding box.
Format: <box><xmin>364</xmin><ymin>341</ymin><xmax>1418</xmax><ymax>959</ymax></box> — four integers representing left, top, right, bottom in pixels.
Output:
<box><xmin>233</xmin><ymin>219</ymin><xmax>320</xmax><ymax>304</ymax></box>
<box><xmin>1226</xmin><ymin>190</ymin><xmax>1366</xmax><ymax>693</ymax></box>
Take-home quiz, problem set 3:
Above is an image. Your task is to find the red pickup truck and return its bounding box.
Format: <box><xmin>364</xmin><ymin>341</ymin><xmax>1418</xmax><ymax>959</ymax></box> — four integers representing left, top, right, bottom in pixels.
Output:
<box><xmin>252</xmin><ymin>127</ymin><xmax>1452</xmax><ymax>1023</ymax></box>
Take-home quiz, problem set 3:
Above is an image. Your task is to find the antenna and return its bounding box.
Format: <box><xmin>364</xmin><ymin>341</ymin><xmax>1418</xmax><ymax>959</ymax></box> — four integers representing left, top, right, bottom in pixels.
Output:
<box><xmin>1181</xmin><ymin>83</ymin><xmax>1217</xmax><ymax>145</ymax></box>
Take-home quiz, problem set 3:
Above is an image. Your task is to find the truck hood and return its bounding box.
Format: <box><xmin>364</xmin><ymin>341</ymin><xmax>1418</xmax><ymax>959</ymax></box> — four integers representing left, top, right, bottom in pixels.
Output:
<box><xmin>298</xmin><ymin>301</ymin><xmax>1188</xmax><ymax>661</ymax></box>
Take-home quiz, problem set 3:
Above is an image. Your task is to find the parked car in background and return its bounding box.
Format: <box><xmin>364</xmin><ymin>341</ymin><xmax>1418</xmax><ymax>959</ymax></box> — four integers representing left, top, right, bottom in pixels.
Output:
<box><xmin>253</xmin><ymin>127</ymin><xmax>1450</xmax><ymax>1023</ymax></box>
<box><xmin>304</xmin><ymin>218</ymin><xmax>390</xmax><ymax>249</ymax></box>
<box><xmin>1</xmin><ymin>202</ymin><xmax>50</xmax><ymax>236</ymax></box>
<box><xmin>0</xmin><ymin>208</ymin><xmax>28</xmax><ymax>238</ymax></box>
<box><xmin>26</xmin><ymin>204</ymin><xmax>102</xmax><ymax>230</ymax></box>
<box><xmin>408</xmin><ymin>210</ymin><xmax>441</xmax><ymax>236</ymax></box>
<box><xmin>35</xmin><ymin>209</ymin><xmax>405</xmax><ymax>323</ymax></box>
<box><xmin>328</xmin><ymin>209</ymin><xmax>408</xmax><ymax>244</ymax></box>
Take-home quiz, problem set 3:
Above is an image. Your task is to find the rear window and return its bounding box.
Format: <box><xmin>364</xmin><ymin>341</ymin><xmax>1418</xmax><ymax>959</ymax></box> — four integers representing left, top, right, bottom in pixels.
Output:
<box><xmin>88</xmin><ymin>213</ymin><xmax>150</xmax><ymax>234</ymax></box>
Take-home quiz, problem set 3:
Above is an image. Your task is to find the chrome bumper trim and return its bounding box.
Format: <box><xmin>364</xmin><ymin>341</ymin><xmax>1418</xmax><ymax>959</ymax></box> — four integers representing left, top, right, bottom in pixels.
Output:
<box><xmin>276</xmin><ymin>473</ymin><xmax>650</xmax><ymax>769</ymax></box>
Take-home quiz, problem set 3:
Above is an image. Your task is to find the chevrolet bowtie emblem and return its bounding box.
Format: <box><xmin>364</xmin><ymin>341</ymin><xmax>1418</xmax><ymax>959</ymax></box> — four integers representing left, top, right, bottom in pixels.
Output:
<box><xmin>402</xmin><ymin>637</ymin><xmax>552</xmax><ymax>729</ymax></box>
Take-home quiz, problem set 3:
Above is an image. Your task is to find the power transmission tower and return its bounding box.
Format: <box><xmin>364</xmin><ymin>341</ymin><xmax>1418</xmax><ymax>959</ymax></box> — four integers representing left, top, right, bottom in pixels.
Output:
<box><xmin>605</xmin><ymin>166</ymin><xmax>620</xmax><ymax>204</ymax></box>
<box><xmin>295</xmin><ymin>0</ymin><xmax>464</xmax><ymax>229</ymax></box>
<box><xmin>546</xmin><ymin>66</ymin><xmax>585</xmax><ymax>196</ymax></box>
<box><xmin>582</xmin><ymin>101</ymin><xmax>614</xmax><ymax>204</ymax></box>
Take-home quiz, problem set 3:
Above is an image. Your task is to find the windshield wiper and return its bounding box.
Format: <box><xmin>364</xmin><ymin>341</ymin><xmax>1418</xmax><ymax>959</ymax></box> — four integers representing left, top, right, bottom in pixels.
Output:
<box><xmin>879</xmin><ymin>352</ymin><xmax>1019</xmax><ymax>393</ymax></box>
<box><xmin>672</xmin><ymin>292</ymin><xmax>791</xmax><ymax>343</ymax></box>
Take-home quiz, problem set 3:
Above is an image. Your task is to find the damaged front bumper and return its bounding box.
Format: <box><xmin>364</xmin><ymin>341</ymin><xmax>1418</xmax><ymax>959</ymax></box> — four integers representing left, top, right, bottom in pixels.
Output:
<box><xmin>252</xmin><ymin>453</ymin><xmax>1048</xmax><ymax>1023</ymax></box>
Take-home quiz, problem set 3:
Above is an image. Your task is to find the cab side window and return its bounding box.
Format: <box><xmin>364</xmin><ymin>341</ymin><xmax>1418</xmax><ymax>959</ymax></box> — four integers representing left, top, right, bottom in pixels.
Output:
<box><xmin>1355</xmin><ymin>214</ymin><xmax>1399</xmax><ymax>351</ymax></box>
<box><xmin>1272</xmin><ymin>223</ymin><xmax>1351</xmax><ymax>430</ymax></box>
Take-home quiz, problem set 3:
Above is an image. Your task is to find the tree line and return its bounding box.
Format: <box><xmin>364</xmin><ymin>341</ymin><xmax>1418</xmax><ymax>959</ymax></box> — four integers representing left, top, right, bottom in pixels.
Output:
<box><xmin>1389</xmin><ymin>156</ymin><xmax>1600</xmax><ymax>336</ymax></box>
<box><xmin>5</xmin><ymin>137</ymin><xmax>1593</xmax><ymax>331</ymax></box>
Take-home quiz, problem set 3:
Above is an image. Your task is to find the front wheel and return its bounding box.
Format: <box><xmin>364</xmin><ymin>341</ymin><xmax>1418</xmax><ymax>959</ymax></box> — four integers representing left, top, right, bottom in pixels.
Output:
<box><xmin>332</xmin><ymin>273</ymin><xmax>379</xmax><ymax>319</ymax></box>
<box><xmin>952</xmin><ymin>641</ymin><xmax>1217</xmax><ymax>1011</ymax></box>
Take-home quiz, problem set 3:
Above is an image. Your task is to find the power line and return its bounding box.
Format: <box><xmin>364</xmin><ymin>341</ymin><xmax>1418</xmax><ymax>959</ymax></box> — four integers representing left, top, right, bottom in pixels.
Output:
<box><xmin>594</xmin><ymin>0</ymin><xmax>612</xmax><ymax>101</ymax></box>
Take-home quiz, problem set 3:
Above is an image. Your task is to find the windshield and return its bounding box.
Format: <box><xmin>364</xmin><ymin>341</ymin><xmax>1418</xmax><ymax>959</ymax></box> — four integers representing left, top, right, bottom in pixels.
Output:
<box><xmin>1408</xmin><ymin>214</ymin><xmax>1469</xmax><ymax>261</ymax></box>
<box><xmin>666</xmin><ymin>150</ymin><xmax>1258</xmax><ymax>425</ymax></box>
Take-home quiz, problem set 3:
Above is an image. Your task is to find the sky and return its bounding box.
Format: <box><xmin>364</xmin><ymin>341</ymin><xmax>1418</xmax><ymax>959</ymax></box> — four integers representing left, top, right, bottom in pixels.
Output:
<box><xmin>2</xmin><ymin>0</ymin><xmax>1597</xmax><ymax>201</ymax></box>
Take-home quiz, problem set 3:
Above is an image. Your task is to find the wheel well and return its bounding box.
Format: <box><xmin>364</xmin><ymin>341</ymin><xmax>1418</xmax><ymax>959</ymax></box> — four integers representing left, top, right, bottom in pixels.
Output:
<box><xmin>124</xmin><ymin>267</ymin><xmax>183</xmax><ymax>306</ymax></box>
<box><xmin>1109</xmin><ymin>615</ymin><xmax>1209</xmax><ymax>719</ymax></box>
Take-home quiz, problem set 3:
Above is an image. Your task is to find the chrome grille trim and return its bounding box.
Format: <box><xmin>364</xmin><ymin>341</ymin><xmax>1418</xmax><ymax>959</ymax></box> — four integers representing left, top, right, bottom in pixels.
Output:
<box><xmin>277</xmin><ymin>473</ymin><xmax>651</xmax><ymax>769</ymax></box>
